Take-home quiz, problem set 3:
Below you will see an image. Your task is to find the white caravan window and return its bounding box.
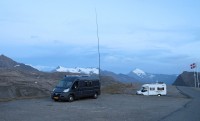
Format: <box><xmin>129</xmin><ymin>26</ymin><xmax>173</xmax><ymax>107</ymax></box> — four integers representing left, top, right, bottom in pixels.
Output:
<box><xmin>150</xmin><ymin>87</ymin><xmax>155</xmax><ymax>90</ymax></box>
<box><xmin>157</xmin><ymin>87</ymin><xmax>164</xmax><ymax>90</ymax></box>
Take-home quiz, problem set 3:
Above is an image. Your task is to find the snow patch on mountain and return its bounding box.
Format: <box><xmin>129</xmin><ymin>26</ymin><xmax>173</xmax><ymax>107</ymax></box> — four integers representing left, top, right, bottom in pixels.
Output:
<box><xmin>53</xmin><ymin>66</ymin><xmax>99</xmax><ymax>75</ymax></box>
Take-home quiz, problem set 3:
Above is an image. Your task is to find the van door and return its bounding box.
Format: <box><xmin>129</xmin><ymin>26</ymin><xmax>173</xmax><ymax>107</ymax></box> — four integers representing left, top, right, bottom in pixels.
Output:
<box><xmin>72</xmin><ymin>81</ymin><xmax>82</xmax><ymax>98</ymax></box>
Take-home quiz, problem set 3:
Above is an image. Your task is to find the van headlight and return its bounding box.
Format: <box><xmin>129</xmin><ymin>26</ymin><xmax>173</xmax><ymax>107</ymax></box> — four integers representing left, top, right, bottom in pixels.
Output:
<box><xmin>52</xmin><ymin>88</ymin><xmax>55</xmax><ymax>91</ymax></box>
<box><xmin>63</xmin><ymin>88</ymin><xmax>69</xmax><ymax>92</ymax></box>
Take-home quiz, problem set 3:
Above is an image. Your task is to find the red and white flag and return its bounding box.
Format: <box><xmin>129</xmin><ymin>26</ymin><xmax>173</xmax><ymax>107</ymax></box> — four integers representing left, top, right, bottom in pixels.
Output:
<box><xmin>190</xmin><ymin>63</ymin><xmax>196</xmax><ymax>69</ymax></box>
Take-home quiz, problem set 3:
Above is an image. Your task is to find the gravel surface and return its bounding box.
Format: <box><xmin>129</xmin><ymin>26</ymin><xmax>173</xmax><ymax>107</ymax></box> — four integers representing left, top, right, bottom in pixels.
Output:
<box><xmin>0</xmin><ymin>86</ymin><xmax>190</xmax><ymax>121</ymax></box>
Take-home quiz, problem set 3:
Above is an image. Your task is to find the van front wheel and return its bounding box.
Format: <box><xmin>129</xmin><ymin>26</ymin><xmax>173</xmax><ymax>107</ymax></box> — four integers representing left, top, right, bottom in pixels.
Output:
<box><xmin>68</xmin><ymin>95</ymin><xmax>74</xmax><ymax>102</ymax></box>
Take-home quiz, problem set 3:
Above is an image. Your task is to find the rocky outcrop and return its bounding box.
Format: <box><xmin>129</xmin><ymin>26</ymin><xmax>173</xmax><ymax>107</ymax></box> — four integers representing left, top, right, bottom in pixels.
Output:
<box><xmin>173</xmin><ymin>71</ymin><xmax>200</xmax><ymax>87</ymax></box>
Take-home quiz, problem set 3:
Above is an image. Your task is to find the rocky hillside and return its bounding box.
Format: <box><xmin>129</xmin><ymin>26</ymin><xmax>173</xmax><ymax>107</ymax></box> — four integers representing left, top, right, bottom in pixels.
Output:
<box><xmin>0</xmin><ymin>54</ymin><xmax>39</xmax><ymax>72</ymax></box>
<box><xmin>173</xmin><ymin>71</ymin><xmax>200</xmax><ymax>87</ymax></box>
<box><xmin>0</xmin><ymin>68</ymin><xmax>68</xmax><ymax>101</ymax></box>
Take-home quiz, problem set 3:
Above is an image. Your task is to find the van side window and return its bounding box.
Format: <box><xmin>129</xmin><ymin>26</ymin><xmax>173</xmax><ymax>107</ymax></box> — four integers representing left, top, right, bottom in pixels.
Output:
<box><xmin>83</xmin><ymin>81</ymin><xmax>93</xmax><ymax>87</ymax></box>
<box><xmin>84</xmin><ymin>81</ymin><xmax>88</xmax><ymax>86</ymax></box>
<box><xmin>78</xmin><ymin>81</ymin><xmax>84</xmax><ymax>87</ymax></box>
<box><xmin>89</xmin><ymin>81</ymin><xmax>92</xmax><ymax>86</ymax></box>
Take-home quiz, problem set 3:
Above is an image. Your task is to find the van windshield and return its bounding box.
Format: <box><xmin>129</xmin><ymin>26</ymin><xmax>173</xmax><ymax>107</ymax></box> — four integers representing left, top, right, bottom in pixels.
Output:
<box><xmin>141</xmin><ymin>87</ymin><xmax>148</xmax><ymax>92</ymax></box>
<box><xmin>56</xmin><ymin>77</ymin><xmax>75</xmax><ymax>88</ymax></box>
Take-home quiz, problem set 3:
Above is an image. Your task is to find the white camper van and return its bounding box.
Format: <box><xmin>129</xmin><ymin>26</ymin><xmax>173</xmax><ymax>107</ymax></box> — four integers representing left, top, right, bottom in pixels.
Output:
<box><xmin>136</xmin><ymin>82</ymin><xmax>167</xmax><ymax>96</ymax></box>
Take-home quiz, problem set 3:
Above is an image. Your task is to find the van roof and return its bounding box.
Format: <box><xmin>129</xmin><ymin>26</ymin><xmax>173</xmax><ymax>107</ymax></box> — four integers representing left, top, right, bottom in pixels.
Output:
<box><xmin>143</xmin><ymin>83</ymin><xmax>166</xmax><ymax>86</ymax></box>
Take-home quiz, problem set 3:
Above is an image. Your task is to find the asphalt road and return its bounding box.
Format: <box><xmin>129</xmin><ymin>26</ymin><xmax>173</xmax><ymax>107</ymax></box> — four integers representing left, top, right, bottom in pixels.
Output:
<box><xmin>0</xmin><ymin>86</ymin><xmax>190</xmax><ymax>121</ymax></box>
<box><xmin>161</xmin><ymin>86</ymin><xmax>200</xmax><ymax>121</ymax></box>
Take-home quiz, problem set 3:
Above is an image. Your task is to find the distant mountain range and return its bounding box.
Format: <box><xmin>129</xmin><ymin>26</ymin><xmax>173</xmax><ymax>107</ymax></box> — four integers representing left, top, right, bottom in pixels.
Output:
<box><xmin>52</xmin><ymin>66</ymin><xmax>177</xmax><ymax>84</ymax></box>
<box><xmin>0</xmin><ymin>54</ymin><xmax>178</xmax><ymax>85</ymax></box>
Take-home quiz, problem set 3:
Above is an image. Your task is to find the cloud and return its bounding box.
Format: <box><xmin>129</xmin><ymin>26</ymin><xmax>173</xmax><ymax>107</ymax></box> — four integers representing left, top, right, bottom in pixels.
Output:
<box><xmin>103</xmin><ymin>55</ymin><xmax>119</xmax><ymax>62</ymax></box>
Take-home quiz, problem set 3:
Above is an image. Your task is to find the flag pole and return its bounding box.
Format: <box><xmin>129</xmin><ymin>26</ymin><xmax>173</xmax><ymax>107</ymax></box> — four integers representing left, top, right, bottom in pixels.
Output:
<box><xmin>194</xmin><ymin>69</ymin><xmax>196</xmax><ymax>88</ymax></box>
<box><xmin>191</xmin><ymin>63</ymin><xmax>197</xmax><ymax>88</ymax></box>
<box><xmin>197</xmin><ymin>63</ymin><xmax>199</xmax><ymax>88</ymax></box>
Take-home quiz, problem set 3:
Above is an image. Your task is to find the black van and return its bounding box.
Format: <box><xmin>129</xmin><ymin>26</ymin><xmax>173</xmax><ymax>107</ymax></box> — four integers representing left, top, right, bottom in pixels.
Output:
<box><xmin>51</xmin><ymin>75</ymin><xmax>101</xmax><ymax>102</ymax></box>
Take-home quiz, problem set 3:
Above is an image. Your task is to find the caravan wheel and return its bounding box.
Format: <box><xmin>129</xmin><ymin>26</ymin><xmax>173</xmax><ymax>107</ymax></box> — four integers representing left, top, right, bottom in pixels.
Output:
<box><xmin>157</xmin><ymin>94</ymin><xmax>161</xmax><ymax>96</ymax></box>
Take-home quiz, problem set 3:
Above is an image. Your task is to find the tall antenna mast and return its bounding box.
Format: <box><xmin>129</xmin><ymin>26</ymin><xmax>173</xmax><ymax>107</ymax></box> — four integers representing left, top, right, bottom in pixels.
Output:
<box><xmin>95</xmin><ymin>8</ymin><xmax>101</xmax><ymax>79</ymax></box>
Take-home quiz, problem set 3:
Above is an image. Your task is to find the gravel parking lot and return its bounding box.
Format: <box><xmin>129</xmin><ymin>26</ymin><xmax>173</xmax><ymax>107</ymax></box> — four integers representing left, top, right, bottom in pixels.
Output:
<box><xmin>0</xmin><ymin>86</ymin><xmax>190</xmax><ymax>121</ymax></box>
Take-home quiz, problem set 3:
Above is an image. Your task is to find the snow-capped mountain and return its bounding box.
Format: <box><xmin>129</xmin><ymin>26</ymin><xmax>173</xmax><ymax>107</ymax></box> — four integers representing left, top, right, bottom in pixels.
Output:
<box><xmin>52</xmin><ymin>66</ymin><xmax>99</xmax><ymax>75</ymax></box>
<box><xmin>132</xmin><ymin>68</ymin><xmax>147</xmax><ymax>78</ymax></box>
<box><xmin>128</xmin><ymin>68</ymin><xmax>177</xmax><ymax>84</ymax></box>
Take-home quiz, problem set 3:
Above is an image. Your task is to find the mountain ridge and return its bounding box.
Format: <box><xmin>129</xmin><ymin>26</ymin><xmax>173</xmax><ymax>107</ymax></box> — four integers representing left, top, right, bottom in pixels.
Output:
<box><xmin>0</xmin><ymin>54</ymin><xmax>39</xmax><ymax>72</ymax></box>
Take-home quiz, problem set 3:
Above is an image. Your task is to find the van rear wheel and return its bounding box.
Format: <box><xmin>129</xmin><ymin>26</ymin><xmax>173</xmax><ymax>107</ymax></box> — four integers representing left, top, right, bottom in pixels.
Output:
<box><xmin>93</xmin><ymin>93</ymin><xmax>98</xmax><ymax>99</ymax></box>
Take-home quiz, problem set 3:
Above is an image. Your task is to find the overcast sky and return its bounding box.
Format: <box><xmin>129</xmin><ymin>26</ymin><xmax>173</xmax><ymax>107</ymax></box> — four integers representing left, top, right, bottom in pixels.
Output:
<box><xmin>0</xmin><ymin>0</ymin><xmax>200</xmax><ymax>74</ymax></box>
